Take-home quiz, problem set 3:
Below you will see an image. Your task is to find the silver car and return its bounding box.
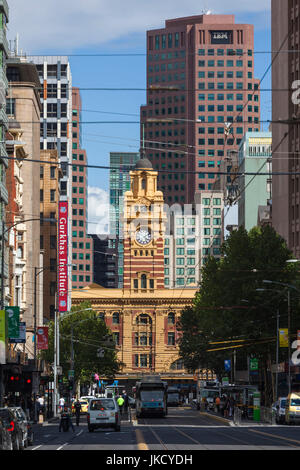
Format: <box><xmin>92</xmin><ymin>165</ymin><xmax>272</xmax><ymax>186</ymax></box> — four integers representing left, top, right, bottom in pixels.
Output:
<box><xmin>10</xmin><ymin>407</ymin><xmax>34</xmax><ymax>447</ymax></box>
<box><xmin>87</xmin><ymin>398</ymin><xmax>121</xmax><ymax>432</ymax></box>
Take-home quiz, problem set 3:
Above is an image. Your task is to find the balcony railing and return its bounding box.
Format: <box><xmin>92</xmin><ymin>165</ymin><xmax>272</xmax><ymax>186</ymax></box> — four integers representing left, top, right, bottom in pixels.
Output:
<box><xmin>0</xmin><ymin>142</ymin><xmax>7</xmax><ymax>167</ymax></box>
<box><xmin>0</xmin><ymin>29</ymin><xmax>9</xmax><ymax>57</ymax></box>
<box><xmin>0</xmin><ymin>0</ymin><xmax>9</xmax><ymax>21</ymax></box>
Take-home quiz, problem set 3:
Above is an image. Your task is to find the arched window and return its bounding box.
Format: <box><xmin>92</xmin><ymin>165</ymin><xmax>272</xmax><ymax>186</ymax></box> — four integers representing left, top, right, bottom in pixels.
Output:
<box><xmin>136</xmin><ymin>314</ymin><xmax>152</xmax><ymax>325</ymax></box>
<box><xmin>141</xmin><ymin>274</ymin><xmax>147</xmax><ymax>289</ymax></box>
<box><xmin>112</xmin><ymin>312</ymin><xmax>120</xmax><ymax>324</ymax></box>
<box><xmin>168</xmin><ymin>312</ymin><xmax>175</xmax><ymax>325</ymax></box>
<box><xmin>141</xmin><ymin>178</ymin><xmax>146</xmax><ymax>190</ymax></box>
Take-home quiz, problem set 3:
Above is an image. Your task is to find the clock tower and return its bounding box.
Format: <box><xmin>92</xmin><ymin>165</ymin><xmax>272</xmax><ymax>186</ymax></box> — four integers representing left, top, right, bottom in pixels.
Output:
<box><xmin>122</xmin><ymin>157</ymin><xmax>166</xmax><ymax>290</ymax></box>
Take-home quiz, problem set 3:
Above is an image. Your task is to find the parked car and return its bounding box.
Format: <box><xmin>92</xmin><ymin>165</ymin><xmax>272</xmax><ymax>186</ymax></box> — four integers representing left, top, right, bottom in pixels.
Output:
<box><xmin>0</xmin><ymin>416</ymin><xmax>13</xmax><ymax>450</ymax></box>
<box><xmin>274</xmin><ymin>397</ymin><xmax>287</xmax><ymax>424</ymax></box>
<box><xmin>0</xmin><ymin>408</ymin><xmax>24</xmax><ymax>450</ymax></box>
<box><xmin>10</xmin><ymin>407</ymin><xmax>34</xmax><ymax>446</ymax></box>
<box><xmin>87</xmin><ymin>397</ymin><xmax>121</xmax><ymax>432</ymax></box>
<box><xmin>285</xmin><ymin>392</ymin><xmax>300</xmax><ymax>425</ymax></box>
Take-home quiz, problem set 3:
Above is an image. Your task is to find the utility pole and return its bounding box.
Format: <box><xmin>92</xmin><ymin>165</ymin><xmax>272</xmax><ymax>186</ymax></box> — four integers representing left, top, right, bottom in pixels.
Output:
<box><xmin>276</xmin><ymin>309</ymin><xmax>280</xmax><ymax>401</ymax></box>
<box><xmin>288</xmin><ymin>290</ymin><xmax>291</xmax><ymax>395</ymax></box>
<box><xmin>70</xmin><ymin>325</ymin><xmax>74</xmax><ymax>402</ymax></box>
<box><xmin>0</xmin><ymin>218</ymin><xmax>5</xmax><ymax>408</ymax></box>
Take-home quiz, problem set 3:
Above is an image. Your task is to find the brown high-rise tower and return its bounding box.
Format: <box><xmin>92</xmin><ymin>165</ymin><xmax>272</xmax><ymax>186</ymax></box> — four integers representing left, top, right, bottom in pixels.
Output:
<box><xmin>141</xmin><ymin>14</ymin><xmax>260</xmax><ymax>205</ymax></box>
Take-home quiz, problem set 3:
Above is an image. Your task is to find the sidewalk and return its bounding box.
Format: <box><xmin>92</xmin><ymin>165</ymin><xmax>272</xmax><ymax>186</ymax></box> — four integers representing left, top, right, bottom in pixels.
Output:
<box><xmin>194</xmin><ymin>405</ymin><xmax>277</xmax><ymax>427</ymax></box>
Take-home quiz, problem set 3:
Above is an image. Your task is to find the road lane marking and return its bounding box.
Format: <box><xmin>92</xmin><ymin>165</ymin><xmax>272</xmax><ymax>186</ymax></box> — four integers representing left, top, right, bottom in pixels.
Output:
<box><xmin>76</xmin><ymin>430</ymin><xmax>83</xmax><ymax>437</ymax></box>
<box><xmin>134</xmin><ymin>424</ymin><xmax>231</xmax><ymax>428</ymax></box>
<box><xmin>249</xmin><ymin>429</ymin><xmax>300</xmax><ymax>447</ymax></box>
<box><xmin>32</xmin><ymin>445</ymin><xmax>42</xmax><ymax>451</ymax></box>
<box><xmin>199</xmin><ymin>412</ymin><xmax>231</xmax><ymax>425</ymax></box>
<box><xmin>135</xmin><ymin>428</ymin><xmax>149</xmax><ymax>450</ymax></box>
<box><xmin>57</xmin><ymin>443</ymin><xmax>68</xmax><ymax>450</ymax></box>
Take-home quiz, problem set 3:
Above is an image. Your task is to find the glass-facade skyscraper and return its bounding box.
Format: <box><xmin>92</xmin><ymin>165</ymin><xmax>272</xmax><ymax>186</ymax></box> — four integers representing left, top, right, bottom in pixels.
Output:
<box><xmin>109</xmin><ymin>152</ymin><xmax>139</xmax><ymax>287</ymax></box>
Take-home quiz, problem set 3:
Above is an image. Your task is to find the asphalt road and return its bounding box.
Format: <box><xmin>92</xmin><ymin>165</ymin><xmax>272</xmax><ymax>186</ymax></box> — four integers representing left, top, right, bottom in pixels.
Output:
<box><xmin>24</xmin><ymin>406</ymin><xmax>300</xmax><ymax>451</ymax></box>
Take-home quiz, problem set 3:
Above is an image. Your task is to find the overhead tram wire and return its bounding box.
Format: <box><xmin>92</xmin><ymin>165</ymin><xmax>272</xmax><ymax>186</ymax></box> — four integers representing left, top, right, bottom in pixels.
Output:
<box><xmin>221</xmin><ymin>29</ymin><xmax>291</xmax><ymax>215</ymax></box>
<box><xmin>25</xmin><ymin>50</ymin><xmax>300</xmax><ymax>57</ymax></box>
<box><xmin>5</xmin><ymin>154</ymin><xmax>300</xmax><ymax>176</ymax></box>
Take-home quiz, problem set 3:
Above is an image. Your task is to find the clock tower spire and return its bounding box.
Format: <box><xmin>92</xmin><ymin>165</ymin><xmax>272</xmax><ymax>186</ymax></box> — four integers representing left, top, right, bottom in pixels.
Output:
<box><xmin>122</xmin><ymin>157</ymin><xmax>166</xmax><ymax>291</ymax></box>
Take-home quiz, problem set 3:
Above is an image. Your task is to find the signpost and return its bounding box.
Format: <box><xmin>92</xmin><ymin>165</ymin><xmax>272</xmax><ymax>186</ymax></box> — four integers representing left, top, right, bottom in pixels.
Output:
<box><xmin>37</xmin><ymin>326</ymin><xmax>49</xmax><ymax>350</ymax></box>
<box><xmin>9</xmin><ymin>321</ymin><xmax>26</xmax><ymax>344</ymax></box>
<box><xmin>253</xmin><ymin>392</ymin><xmax>261</xmax><ymax>422</ymax></box>
<box><xmin>5</xmin><ymin>306</ymin><xmax>20</xmax><ymax>339</ymax></box>
<box><xmin>58</xmin><ymin>202</ymin><xmax>69</xmax><ymax>312</ymax></box>
<box><xmin>279</xmin><ymin>329</ymin><xmax>289</xmax><ymax>348</ymax></box>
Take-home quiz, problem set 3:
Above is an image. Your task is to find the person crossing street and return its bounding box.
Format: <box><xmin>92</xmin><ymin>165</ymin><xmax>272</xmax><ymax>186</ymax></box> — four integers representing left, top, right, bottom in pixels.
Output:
<box><xmin>74</xmin><ymin>399</ymin><xmax>82</xmax><ymax>426</ymax></box>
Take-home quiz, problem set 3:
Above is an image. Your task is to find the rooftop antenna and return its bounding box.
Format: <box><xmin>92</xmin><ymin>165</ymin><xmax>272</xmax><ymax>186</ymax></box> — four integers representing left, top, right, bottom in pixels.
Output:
<box><xmin>202</xmin><ymin>4</ymin><xmax>213</xmax><ymax>15</ymax></box>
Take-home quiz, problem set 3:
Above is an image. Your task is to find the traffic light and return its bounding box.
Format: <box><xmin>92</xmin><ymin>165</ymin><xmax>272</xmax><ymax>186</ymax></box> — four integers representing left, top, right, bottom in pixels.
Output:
<box><xmin>22</xmin><ymin>373</ymin><xmax>32</xmax><ymax>393</ymax></box>
<box><xmin>68</xmin><ymin>379</ymin><xmax>74</xmax><ymax>391</ymax></box>
<box><xmin>58</xmin><ymin>375</ymin><xmax>64</xmax><ymax>393</ymax></box>
<box><xmin>6</xmin><ymin>374</ymin><xmax>21</xmax><ymax>392</ymax></box>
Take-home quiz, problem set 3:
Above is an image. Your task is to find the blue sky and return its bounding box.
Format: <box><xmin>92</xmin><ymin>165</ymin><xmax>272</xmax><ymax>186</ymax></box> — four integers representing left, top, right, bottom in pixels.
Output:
<box><xmin>8</xmin><ymin>0</ymin><xmax>271</xmax><ymax>232</ymax></box>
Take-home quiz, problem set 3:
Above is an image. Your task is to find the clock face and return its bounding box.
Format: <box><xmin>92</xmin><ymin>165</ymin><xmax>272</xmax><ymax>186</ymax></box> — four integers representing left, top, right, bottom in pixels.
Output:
<box><xmin>135</xmin><ymin>229</ymin><xmax>152</xmax><ymax>245</ymax></box>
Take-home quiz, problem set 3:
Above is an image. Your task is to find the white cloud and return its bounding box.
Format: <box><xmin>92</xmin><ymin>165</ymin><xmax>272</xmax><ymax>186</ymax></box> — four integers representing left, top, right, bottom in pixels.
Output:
<box><xmin>8</xmin><ymin>0</ymin><xmax>270</xmax><ymax>52</ymax></box>
<box><xmin>88</xmin><ymin>186</ymin><xmax>110</xmax><ymax>234</ymax></box>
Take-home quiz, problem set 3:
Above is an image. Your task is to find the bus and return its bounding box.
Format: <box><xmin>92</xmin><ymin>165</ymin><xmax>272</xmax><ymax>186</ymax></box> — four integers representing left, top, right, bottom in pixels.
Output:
<box><xmin>167</xmin><ymin>386</ymin><xmax>181</xmax><ymax>407</ymax></box>
<box><xmin>135</xmin><ymin>376</ymin><xmax>168</xmax><ymax>418</ymax></box>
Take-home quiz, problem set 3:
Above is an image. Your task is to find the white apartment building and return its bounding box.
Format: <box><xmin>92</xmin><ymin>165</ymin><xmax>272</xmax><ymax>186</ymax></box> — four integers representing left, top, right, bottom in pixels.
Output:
<box><xmin>164</xmin><ymin>191</ymin><xmax>224</xmax><ymax>288</ymax></box>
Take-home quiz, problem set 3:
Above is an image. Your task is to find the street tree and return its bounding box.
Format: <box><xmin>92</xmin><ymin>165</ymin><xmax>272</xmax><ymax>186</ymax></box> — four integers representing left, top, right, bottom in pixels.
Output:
<box><xmin>178</xmin><ymin>225</ymin><xmax>300</xmax><ymax>405</ymax></box>
<box><xmin>40</xmin><ymin>302</ymin><xmax>124</xmax><ymax>389</ymax></box>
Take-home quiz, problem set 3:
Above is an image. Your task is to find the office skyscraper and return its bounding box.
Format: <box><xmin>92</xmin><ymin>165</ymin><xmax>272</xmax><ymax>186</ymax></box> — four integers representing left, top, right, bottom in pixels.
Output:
<box><xmin>109</xmin><ymin>152</ymin><xmax>139</xmax><ymax>287</ymax></box>
<box><xmin>271</xmin><ymin>0</ymin><xmax>300</xmax><ymax>256</ymax></box>
<box><xmin>71</xmin><ymin>87</ymin><xmax>93</xmax><ymax>289</ymax></box>
<box><xmin>141</xmin><ymin>14</ymin><xmax>260</xmax><ymax>205</ymax></box>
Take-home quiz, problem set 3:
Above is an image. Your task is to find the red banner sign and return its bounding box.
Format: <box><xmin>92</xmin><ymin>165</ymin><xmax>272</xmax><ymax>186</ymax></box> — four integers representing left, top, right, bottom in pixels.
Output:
<box><xmin>58</xmin><ymin>201</ymin><xmax>68</xmax><ymax>312</ymax></box>
<box><xmin>37</xmin><ymin>327</ymin><xmax>48</xmax><ymax>350</ymax></box>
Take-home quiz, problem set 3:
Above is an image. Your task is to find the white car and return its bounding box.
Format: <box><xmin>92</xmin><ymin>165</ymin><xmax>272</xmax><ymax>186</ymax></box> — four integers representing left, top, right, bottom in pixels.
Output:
<box><xmin>87</xmin><ymin>398</ymin><xmax>121</xmax><ymax>432</ymax></box>
<box><xmin>275</xmin><ymin>397</ymin><xmax>287</xmax><ymax>424</ymax></box>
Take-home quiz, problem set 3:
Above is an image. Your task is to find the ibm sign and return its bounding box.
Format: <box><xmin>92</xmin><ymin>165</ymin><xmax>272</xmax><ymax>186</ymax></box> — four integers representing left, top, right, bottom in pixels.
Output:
<box><xmin>210</xmin><ymin>30</ymin><xmax>233</xmax><ymax>44</ymax></box>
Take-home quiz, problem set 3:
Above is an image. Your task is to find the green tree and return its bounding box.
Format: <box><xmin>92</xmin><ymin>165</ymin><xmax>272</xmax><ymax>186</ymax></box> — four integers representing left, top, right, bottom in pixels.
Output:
<box><xmin>40</xmin><ymin>302</ymin><xmax>124</xmax><ymax>388</ymax></box>
<box><xmin>178</xmin><ymin>226</ymin><xmax>300</xmax><ymax>405</ymax></box>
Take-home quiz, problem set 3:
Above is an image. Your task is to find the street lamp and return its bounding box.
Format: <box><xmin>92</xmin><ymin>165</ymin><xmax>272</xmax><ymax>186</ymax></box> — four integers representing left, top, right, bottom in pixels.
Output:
<box><xmin>262</xmin><ymin>280</ymin><xmax>300</xmax><ymax>395</ymax></box>
<box><xmin>255</xmin><ymin>288</ymin><xmax>281</xmax><ymax>401</ymax></box>
<box><xmin>53</xmin><ymin>307</ymin><xmax>93</xmax><ymax>416</ymax></box>
<box><xmin>1</xmin><ymin>217</ymin><xmax>56</xmax><ymax>309</ymax></box>
<box><xmin>0</xmin><ymin>217</ymin><xmax>55</xmax><ymax>409</ymax></box>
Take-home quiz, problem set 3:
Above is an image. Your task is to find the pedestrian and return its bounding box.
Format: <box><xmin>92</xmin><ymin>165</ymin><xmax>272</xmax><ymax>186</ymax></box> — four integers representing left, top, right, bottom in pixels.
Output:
<box><xmin>59</xmin><ymin>405</ymin><xmax>75</xmax><ymax>433</ymax></box>
<box><xmin>122</xmin><ymin>391</ymin><xmax>128</xmax><ymax>414</ymax></box>
<box><xmin>201</xmin><ymin>396</ymin><xmax>208</xmax><ymax>411</ymax></box>
<box><xmin>38</xmin><ymin>396</ymin><xmax>45</xmax><ymax>415</ymax></box>
<box><xmin>215</xmin><ymin>396</ymin><xmax>221</xmax><ymax>413</ymax></box>
<box><xmin>74</xmin><ymin>399</ymin><xmax>82</xmax><ymax>426</ymax></box>
<box><xmin>36</xmin><ymin>396</ymin><xmax>41</xmax><ymax>417</ymax></box>
<box><xmin>220</xmin><ymin>395</ymin><xmax>226</xmax><ymax>416</ymax></box>
<box><xmin>229</xmin><ymin>396</ymin><xmax>235</xmax><ymax>418</ymax></box>
<box><xmin>117</xmin><ymin>395</ymin><xmax>124</xmax><ymax>415</ymax></box>
<box><xmin>224</xmin><ymin>397</ymin><xmax>230</xmax><ymax>418</ymax></box>
<box><xmin>59</xmin><ymin>396</ymin><xmax>65</xmax><ymax>413</ymax></box>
